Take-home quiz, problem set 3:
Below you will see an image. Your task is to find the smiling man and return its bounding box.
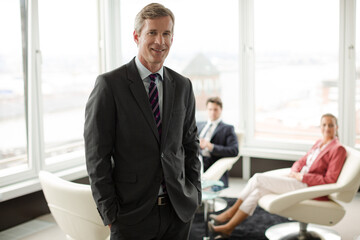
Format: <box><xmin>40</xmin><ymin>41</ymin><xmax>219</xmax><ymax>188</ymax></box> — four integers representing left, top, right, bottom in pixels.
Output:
<box><xmin>84</xmin><ymin>3</ymin><xmax>201</xmax><ymax>240</ymax></box>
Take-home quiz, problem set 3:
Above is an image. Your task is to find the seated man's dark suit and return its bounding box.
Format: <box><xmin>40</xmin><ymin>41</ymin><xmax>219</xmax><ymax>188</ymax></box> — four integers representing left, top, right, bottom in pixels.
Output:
<box><xmin>197</xmin><ymin>121</ymin><xmax>238</xmax><ymax>187</ymax></box>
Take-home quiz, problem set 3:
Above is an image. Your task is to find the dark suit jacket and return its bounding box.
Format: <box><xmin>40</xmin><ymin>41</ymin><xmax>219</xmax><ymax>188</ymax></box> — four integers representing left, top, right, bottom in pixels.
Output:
<box><xmin>197</xmin><ymin>121</ymin><xmax>238</xmax><ymax>186</ymax></box>
<box><xmin>84</xmin><ymin>58</ymin><xmax>201</xmax><ymax>226</ymax></box>
<box><xmin>291</xmin><ymin>138</ymin><xmax>346</xmax><ymax>187</ymax></box>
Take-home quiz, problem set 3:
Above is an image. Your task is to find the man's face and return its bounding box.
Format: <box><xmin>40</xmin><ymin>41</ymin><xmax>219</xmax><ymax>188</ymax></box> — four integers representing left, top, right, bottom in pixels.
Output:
<box><xmin>133</xmin><ymin>16</ymin><xmax>173</xmax><ymax>71</ymax></box>
<box><xmin>206</xmin><ymin>102</ymin><xmax>222</xmax><ymax>121</ymax></box>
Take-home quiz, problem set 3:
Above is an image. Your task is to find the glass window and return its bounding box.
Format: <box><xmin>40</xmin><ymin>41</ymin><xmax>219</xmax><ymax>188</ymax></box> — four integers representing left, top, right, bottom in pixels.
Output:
<box><xmin>356</xmin><ymin>0</ymin><xmax>360</xmax><ymax>147</ymax></box>
<box><xmin>38</xmin><ymin>0</ymin><xmax>99</xmax><ymax>165</ymax></box>
<box><xmin>0</xmin><ymin>1</ymin><xmax>28</xmax><ymax>174</ymax></box>
<box><xmin>253</xmin><ymin>0</ymin><xmax>339</xmax><ymax>145</ymax></box>
<box><xmin>120</xmin><ymin>0</ymin><xmax>240</xmax><ymax>126</ymax></box>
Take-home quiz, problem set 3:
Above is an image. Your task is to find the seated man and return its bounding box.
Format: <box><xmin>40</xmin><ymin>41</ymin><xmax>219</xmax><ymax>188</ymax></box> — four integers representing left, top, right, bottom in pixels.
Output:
<box><xmin>197</xmin><ymin>97</ymin><xmax>239</xmax><ymax>188</ymax></box>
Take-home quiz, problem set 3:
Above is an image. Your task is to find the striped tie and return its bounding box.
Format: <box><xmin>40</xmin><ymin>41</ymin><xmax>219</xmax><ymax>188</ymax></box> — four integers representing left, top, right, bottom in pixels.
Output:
<box><xmin>148</xmin><ymin>74</ymin><xmax>162</xmax><ymax>138</ymax></box>
<box><xmin>149</xmin><ymin>74</ymin><xmax>166</xmax><ymax>194</ymax></box>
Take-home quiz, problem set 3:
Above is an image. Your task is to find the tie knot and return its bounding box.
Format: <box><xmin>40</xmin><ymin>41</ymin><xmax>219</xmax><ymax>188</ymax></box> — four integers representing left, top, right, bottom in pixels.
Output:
<box><xmin>149</xmin><ymin>74</ymin><xmax>158</xmax><ymax>82</ymax></box>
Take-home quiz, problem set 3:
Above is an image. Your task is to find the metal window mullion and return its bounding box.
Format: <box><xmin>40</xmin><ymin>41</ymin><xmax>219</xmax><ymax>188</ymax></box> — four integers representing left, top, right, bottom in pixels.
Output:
<box><xmin>28</xmin><ymin>0</ymin><xmax>45</xmax><ymax>173</ymax></box>
<box><xmin>104</xmin><ymin>0</ymin><xmax>121</xmax><ymax>71</ymax></box>
<box><xmin>98</xmin><ymin>0</ymin><xmax>106</xmax><ymax>73</ymax></box>
<box><xmin>340</xmin><ymin>0</ymin><xmax>356</xmax><ymax>147</ymax></box>
<box><xmin>240</xmin><ymin>0</ymin><xmax>254</xmax><ymax>179</ymax></box>
<box><xmin>98</xmin><ymin>0</ymin><xmax>121</xmax><ymax>73</ymax></box>
<box><xmin>20</xmin><ymin>0</ymin><xmax>29</xmax><ymax>148</ymax></box>
<box><xmin>241</xmin><ymin>0</ymin><xmax>255</xmax><ymax>148</ymax></box>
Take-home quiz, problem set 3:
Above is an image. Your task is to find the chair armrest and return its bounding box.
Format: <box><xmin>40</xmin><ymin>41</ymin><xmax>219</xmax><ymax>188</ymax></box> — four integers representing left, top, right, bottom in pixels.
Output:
<box><xmin>262</xmin><ymin>183</ymin><xmax>340</xmax><ymax>213</ymax></box>
<box><xmin>202</xmin><ymin>156</ymin><xmax>239</xmax><ymax>181</ymax></box>
<box><xmin>263</xmin><ymin>168</ymin><xmax>291</xmax><ymax>176</ymax></box>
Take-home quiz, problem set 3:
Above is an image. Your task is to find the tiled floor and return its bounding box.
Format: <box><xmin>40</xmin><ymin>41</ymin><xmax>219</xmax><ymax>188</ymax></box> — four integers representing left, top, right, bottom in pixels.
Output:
<box><xmin>0</xmin><ymin>214</ymin><xmax>65</xmax><ymax>240</ymax></box>
<box><xmin>0</xmin><ymin>218</ymin><xmax>57</xmax><ymax>240</ymax></box>
<box><xmin>1</xmin><ymin>178</ymin><xmax>359</xmax><ymax>240</ymax></box>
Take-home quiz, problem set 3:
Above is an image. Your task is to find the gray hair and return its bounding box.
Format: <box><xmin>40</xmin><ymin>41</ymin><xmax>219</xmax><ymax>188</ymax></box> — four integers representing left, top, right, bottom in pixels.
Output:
<box><xmin>134</xmin><ymin>3</ymin><xmax>175</xmax><ymax>34</ymax></box>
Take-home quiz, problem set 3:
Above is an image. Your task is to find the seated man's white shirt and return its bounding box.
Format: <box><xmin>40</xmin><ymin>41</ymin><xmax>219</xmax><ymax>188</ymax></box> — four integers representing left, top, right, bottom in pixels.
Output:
<box><xmin>199</xmin><ymin>118</ymin><xmax>221</xmax><ymax>157</ymax></box>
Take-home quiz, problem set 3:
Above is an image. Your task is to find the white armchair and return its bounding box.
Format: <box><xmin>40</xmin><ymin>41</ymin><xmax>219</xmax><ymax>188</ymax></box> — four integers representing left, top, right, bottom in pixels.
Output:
<box><xmin>39</xmin><ymin>171</ymin><xmax>110</xmax><ymax>240</ymax></box>
<box><xmin>258</xmin><ymin>146</ymin><xmax>360</xmax><ymax>240</ymax></box>
<box><xmin>202</xmin><ymin>132</ymin><xmax>243</xmax><ymax>182</ymax></box>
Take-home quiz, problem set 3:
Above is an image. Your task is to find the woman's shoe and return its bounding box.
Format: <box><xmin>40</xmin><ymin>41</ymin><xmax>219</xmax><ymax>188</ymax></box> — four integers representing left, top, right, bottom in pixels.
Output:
<box><xmin>209</xmin><ymin>214</ymin><xmax>228</xmax><ymax>225</ymax></box>
<box><xmin>208</xmin><ymin>222</ymin><xmax>230</xmax><ymax>239</ymax></box>
<box><xmin>214</xmin><ymin>234</ymin><xmax>230</xmax><ymax>240</ymax></box>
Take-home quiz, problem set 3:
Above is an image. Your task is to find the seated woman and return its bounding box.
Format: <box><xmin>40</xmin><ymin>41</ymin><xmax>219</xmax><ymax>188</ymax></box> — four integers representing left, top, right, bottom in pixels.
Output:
<box><xmin>208</xmin><ymin>113</ymin><xmax>347</xmax><ymax>238</ymax></box>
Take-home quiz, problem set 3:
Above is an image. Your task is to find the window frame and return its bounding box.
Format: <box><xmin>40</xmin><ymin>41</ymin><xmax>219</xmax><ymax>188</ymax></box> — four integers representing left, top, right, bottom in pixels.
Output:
<box><xmin>0</xmin><ymin>0</ymin><xmax>38</xmax><ymax>188</ymax></box>
<box><xmin>241</xmin><ymin>0</ymin><xmax>359</xmax><ymax>155</ymax></box>
<box><xmin>1</xmin><ymin>0</ymin><xmax>360</xmax><ymax>201</ymax></box>
<box><xmin>0</xmin><ymin>0</ymin><xmax>110</xmax><ymax>199</ymax></box>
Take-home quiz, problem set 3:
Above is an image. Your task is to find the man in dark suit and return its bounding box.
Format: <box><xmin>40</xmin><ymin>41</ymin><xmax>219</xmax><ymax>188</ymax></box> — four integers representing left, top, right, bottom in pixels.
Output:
<box><xmin>84</xmin><ymin>3</ymin><xmax>201</xmax><ymax>240</ymax></box>
<box><xmin>197</xmin><ymin>97</ymin><xmax>238</xmax><ymax>188</ymax></box>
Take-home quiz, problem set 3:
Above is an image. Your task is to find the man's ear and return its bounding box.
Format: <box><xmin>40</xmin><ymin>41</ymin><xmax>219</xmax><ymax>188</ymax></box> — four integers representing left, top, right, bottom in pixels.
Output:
<box><xmin>133</xmin><ymin>30</ymin><xmax>139</xmax><ymax>45</ymax></box>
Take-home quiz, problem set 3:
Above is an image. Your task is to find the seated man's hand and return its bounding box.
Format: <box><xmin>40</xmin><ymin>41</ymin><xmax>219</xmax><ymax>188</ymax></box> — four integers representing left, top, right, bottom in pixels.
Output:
<box><xmin>200</xmin><ymin>138</ymin><xmax>214</xmax><ymax>151</ymax></box>
<box><xmin>199</xmin><ymin>138</ymin><xmax>207</xmax><ymax>149</ymax></box>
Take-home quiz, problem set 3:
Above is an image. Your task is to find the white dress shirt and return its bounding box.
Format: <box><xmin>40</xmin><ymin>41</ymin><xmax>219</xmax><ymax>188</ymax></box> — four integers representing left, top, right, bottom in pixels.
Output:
<box><xmin>135</xmin><ymin>57</ymin><xmax>164</xmax><ymax>118</ymax></box>
<box><xmin>199</xmin><ymin>118</ymin><xmax>221</xmax><ymax>157</ymax></box>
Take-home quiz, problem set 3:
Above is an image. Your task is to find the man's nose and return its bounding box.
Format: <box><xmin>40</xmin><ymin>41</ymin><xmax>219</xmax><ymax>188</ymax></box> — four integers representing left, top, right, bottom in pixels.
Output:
<box><xmin>155</xmin><ymin>34</ymin><xmax>164</xmax><ymax>44</ymax></box>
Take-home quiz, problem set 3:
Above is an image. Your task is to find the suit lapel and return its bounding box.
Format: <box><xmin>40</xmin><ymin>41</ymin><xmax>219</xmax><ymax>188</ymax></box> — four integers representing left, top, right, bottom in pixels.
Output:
<box><xmin>161</xmin><ymin>67</ymin><xmax>175</xmax><ymax>145</ymax></box>
<box><xmin>311</xmin><ymin>138</ymin><xmax>338</xmax><ymax>167</ymax></box>
<box><xmin>211</xmin><ymin>121</ymin><xmax>224</xmax><ymax>140</ymax></box>
<box><xmin>126</xmin><ymin>60</ymin><xmax>160</xmax><ymax>142</ymax></box>
<box><xmin>198</xmin><ymin>122</ymin><xmax>206</xmax><ymax>136</ymax></box>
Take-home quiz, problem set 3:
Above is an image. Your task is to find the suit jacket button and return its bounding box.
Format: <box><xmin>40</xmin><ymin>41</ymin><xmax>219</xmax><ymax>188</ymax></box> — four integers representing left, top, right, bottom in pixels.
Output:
<box><xmin>161</xmin><ymin>153</ymin><xmax>164</xmax><ymax>158</ymax></box>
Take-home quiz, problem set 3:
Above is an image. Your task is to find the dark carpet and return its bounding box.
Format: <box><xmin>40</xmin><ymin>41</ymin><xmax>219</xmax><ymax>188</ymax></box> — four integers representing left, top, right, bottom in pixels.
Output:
<box><xmin>189</xmin><ymin>197</ymin><xmax>292</xmax><ymax>240</ymax></box>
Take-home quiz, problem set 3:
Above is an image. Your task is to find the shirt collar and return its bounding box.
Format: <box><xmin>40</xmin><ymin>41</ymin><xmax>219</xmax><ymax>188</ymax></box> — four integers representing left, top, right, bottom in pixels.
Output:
<box><xmin>135</xmin><ymin>56</ymin><xmax>164</xmax><ymax>81</ymax></box>
<box><xmin>207</xmin><ymin>118</ymin><xmax>222</xmax><ymax>126</ymax></box>
<box><xmin>318</xmin><ymin>137</ymin><xmax>337</xmax><ymax>149</ymax></box>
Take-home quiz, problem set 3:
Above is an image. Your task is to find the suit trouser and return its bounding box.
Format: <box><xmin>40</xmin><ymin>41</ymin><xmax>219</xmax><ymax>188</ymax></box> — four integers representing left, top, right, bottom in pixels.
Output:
<box><xmin>238</xmin><ymin>172</ymin><xmax>308</xmax><ymax>216</ymax></box>
<box><xmin>110</xmin><ymin>197</ymin><xmax>193</xmax><ymax>240</ymax></box>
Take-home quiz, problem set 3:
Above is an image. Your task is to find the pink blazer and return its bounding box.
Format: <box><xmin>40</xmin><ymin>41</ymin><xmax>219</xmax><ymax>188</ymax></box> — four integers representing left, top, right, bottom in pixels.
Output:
<box><xmin>291</xmin><ymin>138</ymin><xmax>347</xmax><ymax>187</ymax></box>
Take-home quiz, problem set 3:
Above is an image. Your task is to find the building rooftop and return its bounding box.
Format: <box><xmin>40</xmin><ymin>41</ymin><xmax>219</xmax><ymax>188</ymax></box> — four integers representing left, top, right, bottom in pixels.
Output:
<box><xmin>182</xmin><ymin>52</ymin><xmax>219</xmax><ymax>77</ymax></box>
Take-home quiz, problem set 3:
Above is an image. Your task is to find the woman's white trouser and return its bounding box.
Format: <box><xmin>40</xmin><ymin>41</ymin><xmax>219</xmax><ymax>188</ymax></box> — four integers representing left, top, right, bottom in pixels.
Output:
<box><xmin>238</xmin><ymin>172</ymin><xmax>307</xmax><ymax>215</ymax></box>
